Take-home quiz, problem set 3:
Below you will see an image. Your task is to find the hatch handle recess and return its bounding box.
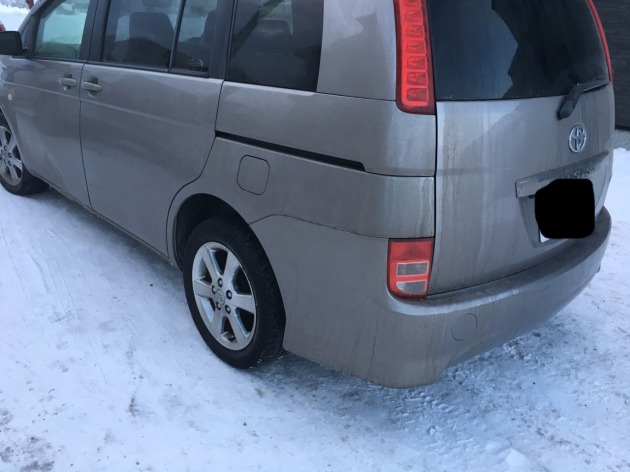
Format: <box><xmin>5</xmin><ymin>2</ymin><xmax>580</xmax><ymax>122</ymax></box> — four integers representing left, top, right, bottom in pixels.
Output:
<box><xmin>515</xmin><ymin>152</ymin><xmax>608</xmax><ymax>198</ymax></box>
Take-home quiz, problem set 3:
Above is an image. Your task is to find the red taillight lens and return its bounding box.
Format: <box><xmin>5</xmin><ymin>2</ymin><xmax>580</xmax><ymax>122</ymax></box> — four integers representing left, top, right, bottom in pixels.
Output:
<box><xmin>393</xmin><ymin>0</ymin><xmax>435</xmax><ymax>114</ymax></box>
<box><xmin>388</xmin><ymin>239</ymin><xmax>433</xmax><ymax>299</ymax></box>
<box><xmin>587</xmin><ymin>0</ymin><xmax>613</xmax><ymax>84</ymax></box>
<box><xmin>0</xmin><ymin>24</ymin><xmax>5</xmax><ymax>33</ymax></box>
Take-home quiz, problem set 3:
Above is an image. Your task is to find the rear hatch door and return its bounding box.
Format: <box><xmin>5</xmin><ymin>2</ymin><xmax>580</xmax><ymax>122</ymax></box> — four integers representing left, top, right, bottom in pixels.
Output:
<box><xmin>426</xmin><ymin>0</ymin><xmax>614</xmax><ymax>293</ymax></box>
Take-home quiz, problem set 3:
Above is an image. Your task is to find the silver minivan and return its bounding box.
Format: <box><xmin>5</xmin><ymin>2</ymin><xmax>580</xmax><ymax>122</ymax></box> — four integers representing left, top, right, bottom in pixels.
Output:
<box><xmin>0</xmin><ymin>0</ymin><xmax>614</xmax><ymax>387</ymax></box>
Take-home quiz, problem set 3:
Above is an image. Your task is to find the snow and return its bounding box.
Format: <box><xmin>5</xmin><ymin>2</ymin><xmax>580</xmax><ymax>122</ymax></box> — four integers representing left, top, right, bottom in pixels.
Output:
<box><xmin>0</xmin><ymin>143</ymin><xmax>628</xmax><ymax>471</ymax></box>
<box><xmin>0</xmin><ymin>5</ymin><xmax>28</xmax><ymax>31</ymax></box>
<box><xmin>0</xmin><ymin>1</ymin><xmax>30</xmax><ymax>8</ymax></box>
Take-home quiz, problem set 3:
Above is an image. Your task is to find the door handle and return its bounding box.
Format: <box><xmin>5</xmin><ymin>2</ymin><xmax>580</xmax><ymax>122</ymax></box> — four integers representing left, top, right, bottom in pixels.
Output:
<box><xmin>82</xmin><ymin>79</ymin><xmax>103</xmax><ymax>94</ymax></box>
<box><xmin>58</xmin><ymin>75</ymin><xmax>78</xmax><ymax>90</ymax></box>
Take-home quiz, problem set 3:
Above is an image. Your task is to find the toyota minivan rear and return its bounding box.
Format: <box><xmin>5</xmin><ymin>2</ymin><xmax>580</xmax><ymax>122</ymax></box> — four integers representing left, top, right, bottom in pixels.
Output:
<box><xmin>247</xmin><ymin>0</ymin><xmax>613</xmax><ymax>387</ymax></box>
<box><xmin>426</xmin><ymin>0</ymin><xmax>614</xmax><ymax>295</ymax></box>
<box><xmin>0</xmin><ymin>0</ymin><xmax>613</xmax><ymax>388</ymax></box>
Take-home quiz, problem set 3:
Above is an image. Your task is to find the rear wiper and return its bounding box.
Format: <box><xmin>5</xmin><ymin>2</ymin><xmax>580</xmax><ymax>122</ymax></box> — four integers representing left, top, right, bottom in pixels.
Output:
<box><xmin>557</xmin><ymin>78</ymin><xmax>609</xmax><ymax>120</ymax></box>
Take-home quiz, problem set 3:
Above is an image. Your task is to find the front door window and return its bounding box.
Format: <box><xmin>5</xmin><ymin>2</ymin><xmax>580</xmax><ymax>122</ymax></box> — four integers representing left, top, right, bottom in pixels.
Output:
<box><xmin>34</xmin><ymin>0</ymin><xmax>89</xmax><ymax>60</ymax></box>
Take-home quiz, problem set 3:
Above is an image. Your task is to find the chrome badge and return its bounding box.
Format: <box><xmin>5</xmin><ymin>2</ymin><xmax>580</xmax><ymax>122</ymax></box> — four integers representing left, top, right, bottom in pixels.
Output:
<box><xmin>569</xmin><ymin>125</ymin><xmax>587</xmax><ymax>153</ymax></box>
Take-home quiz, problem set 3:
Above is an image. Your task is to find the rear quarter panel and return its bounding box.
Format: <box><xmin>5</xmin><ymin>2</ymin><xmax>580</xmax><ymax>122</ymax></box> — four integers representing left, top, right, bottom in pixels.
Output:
<box><xmin>318</xmin><ymin>0</ymin><xmax>396</xmax><ymax>101</ymax></box>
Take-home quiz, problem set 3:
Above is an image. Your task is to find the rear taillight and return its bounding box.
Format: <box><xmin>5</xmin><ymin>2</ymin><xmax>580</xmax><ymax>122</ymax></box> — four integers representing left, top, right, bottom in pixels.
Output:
<box><xmin>388</xmin><ymin>239</ymin><xmax>433</xmax><ymax>299</ymax></box>
<box><xmin>587</xmin><ymin>0</ymin><xmax>613</xmax><ymax>83</ymax></box>
<box><xmin>0</xmin><ymin>23</ymin><xmax>5</xmax><ymax>33</ymax></box>
<box><xmin>393</xmin><ymin>0</ymin><xmax>435</xmax><ymax>114</ymax></box>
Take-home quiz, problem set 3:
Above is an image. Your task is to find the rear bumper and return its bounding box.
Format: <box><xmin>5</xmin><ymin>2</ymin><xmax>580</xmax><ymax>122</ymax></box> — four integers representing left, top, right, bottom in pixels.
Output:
<box><xmin>252</xmin><ymin>208</ymin><xmax>611</xmax><ymax>388</ymax></box>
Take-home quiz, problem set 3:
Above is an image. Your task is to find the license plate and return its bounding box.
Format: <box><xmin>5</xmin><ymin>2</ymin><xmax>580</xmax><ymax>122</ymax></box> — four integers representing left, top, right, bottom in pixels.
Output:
<box><xmin>535</xmin><ymin>179</ymin><xmax>595</xmax><ymax>239</ymax></box>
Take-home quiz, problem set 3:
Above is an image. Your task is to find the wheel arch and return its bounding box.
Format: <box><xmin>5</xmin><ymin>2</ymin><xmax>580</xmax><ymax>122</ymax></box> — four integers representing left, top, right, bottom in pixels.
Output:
<box><xmin>0</xmin><ymin>99</ymin><xmax>27</xmax><ymax>166</ymax></box>
<box><xmin>0</xmin><ymin>79</ymin><xmax>18</xmax><ymax>128</ymax></box>
<box><xmin>171</xmin><ymin>193</ymin><xmax>249</xmax><ymax>270</ymax></box>
<box><xmin>0</xmin><ymin>103</ymin><xmax>18</xmax><ymax>135</ymax></box>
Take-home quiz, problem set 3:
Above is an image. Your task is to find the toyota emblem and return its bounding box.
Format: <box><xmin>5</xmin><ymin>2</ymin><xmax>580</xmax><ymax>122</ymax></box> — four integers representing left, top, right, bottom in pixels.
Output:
<box><xmin>569</xmin><ymin>125</ymin><xmax>587</xmax><ymax>153</ymax></box>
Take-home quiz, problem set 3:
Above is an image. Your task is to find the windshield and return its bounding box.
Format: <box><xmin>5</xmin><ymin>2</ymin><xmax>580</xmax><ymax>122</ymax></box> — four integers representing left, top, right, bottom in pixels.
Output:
<box><xmin>426</xmin><ymin>0</ymin><xmax>610</xmax><ymax>101</ymax></box>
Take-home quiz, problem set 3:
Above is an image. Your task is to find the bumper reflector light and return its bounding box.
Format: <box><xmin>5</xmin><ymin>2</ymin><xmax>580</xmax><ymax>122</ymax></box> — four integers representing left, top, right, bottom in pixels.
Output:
<box><xmin>388</xmin><ymin>239</ymin><xmax>434</xmax><ymax>299</ymax></box>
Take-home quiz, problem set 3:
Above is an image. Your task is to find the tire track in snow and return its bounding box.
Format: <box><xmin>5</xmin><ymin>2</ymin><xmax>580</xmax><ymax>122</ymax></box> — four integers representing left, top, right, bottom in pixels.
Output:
<box><xmin>0</xmin><ymin>409</ymin><xmax>56</xmax><ymax>472</ymax></box>
<box><xmin>0</xmin><ymin>226</ymin><xmax>29</xmax><ymax>301</ymax></box>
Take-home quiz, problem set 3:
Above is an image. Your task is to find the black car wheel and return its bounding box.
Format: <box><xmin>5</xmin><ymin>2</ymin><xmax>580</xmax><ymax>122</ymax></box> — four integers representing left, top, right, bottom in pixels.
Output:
<box><xmin>183</xmin><ymin>217</ymin><xmax>285</xmax><ymax>368</ymax></box>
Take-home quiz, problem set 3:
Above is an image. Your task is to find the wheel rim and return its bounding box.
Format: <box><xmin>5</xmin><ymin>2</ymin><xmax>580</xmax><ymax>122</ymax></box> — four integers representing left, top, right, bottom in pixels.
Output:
<box><xmin>0</xmin><ymin>126</ymin><xmax>23</xmax><ymax>186</ymax></box>
<box><xmin>192</xmin><ymin>242</ymin><xmax>257</xmax><ymax>351</ymax></box>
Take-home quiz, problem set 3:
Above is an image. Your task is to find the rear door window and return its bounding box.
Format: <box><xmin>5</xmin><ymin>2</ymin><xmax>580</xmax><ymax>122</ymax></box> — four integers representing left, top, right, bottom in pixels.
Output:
<box><xmin>102</xmin><ymin>0</ymin><xmax>182</xmax><ymax>69</ymax></box>
<box><xmin>228</xmin><ymin>0</ymin><xmax>324</xmax><ymax>91</ymax></box>
<box><xmin>426</xmin><ymin>0</ymin><xmax>610</xmax><ymax>101</ymax></box>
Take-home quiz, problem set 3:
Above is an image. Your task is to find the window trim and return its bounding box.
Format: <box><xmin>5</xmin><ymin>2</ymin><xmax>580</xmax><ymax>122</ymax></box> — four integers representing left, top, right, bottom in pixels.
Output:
<box><xmin>168</xmin><ymin>0</ymin><xmax>187</xmax><ymax>70</ymax></box>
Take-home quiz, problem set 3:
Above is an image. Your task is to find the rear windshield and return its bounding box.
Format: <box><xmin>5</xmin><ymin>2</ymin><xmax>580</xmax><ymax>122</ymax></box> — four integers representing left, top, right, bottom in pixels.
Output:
<box><xmin>426</xmin><ymin>0</ymin><xmax>610</xmax><ymax>101</ymax></box>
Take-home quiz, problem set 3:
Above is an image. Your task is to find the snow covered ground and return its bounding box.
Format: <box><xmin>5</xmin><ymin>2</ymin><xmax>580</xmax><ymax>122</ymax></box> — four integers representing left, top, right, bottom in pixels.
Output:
<box><xmin>0</xmin><ymin>140</ymin><xmax>628</xmax><ymax>471</ymax></box>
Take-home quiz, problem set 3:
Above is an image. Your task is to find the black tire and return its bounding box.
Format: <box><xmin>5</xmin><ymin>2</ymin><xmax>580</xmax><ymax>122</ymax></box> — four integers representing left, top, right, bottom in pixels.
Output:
<box><xmin>0</xmin><ymin>114</ymin><xmax>48</xmax><ymax>196</ymax></box>
<box><xmin>183</xmin><ymin>216</ymin><xmax>285</xmax><ymax>369</ymax></box>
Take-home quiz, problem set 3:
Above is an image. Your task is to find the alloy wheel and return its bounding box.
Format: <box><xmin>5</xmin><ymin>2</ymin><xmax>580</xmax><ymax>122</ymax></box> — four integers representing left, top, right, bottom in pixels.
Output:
<box><xmin>0</xmin><ymin>126</ymin><xmax>23</xmax><ymax>186</ymax></box>
<box><xmin>192</xmin><ymin>242</ymin><xmax>257</xmax><ymax>351</ymax></box>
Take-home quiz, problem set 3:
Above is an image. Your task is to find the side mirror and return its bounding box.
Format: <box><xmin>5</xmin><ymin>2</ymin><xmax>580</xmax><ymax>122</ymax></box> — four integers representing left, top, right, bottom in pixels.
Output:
<box><xmin>0</xmin><ymin>32</ymin><xmax>25</xmax><ymax>56</ymax></box>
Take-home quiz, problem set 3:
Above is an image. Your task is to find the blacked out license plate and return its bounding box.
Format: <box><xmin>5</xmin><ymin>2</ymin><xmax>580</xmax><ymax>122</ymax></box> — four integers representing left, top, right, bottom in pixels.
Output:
<box><xmin>535</xmin><ymin>179</ymin><xmax>595</xmax><ymax>239</ymax></box>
